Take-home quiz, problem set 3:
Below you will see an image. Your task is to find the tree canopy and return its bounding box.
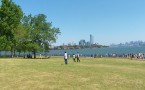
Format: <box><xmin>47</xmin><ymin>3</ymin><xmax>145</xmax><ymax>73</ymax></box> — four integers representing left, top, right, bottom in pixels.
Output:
<box><xmin>0</xmin><ymin>0</ymin><xmax>60</xmax><ymax>58</ymax></box>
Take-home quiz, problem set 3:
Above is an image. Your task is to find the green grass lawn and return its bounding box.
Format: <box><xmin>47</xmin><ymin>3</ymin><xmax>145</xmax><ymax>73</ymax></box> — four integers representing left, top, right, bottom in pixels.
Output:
<box><xmin>0</xmin><ymin>57</ymin><xmax>145</xmax><ymax>90</ymax></box>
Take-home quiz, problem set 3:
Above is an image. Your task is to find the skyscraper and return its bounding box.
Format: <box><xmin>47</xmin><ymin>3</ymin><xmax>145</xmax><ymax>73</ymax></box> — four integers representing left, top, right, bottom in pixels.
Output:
<box><xmin>90</xmin><ymin>34</ymin><xmax>94</xmax><ymax>45</ymax></box>
<box><xmin>79</xmin><ymin>40</ymin><xmax>86</xmax><ymax>46</ymax></box>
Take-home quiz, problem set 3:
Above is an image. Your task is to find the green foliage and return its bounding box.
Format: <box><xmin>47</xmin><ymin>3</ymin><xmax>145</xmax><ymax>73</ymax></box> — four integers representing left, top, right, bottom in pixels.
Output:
<box><xmin>21</xmin><ymin>14</ymin><xmax>60</xmax><ymax>58</ymax></box>
<box><xmin>0</xmin><ymin>0</ymin><xmax>23</xmax><ymax>39</ymax></box>
<box><xmin>0</xmin><ymin>36</ymin><xmax>10</xmax><ymax>51</ymax></box>
<box><xmin>0</xmin><ymin>0</ymin><xmax>61</xmax><ymax>58</ymax></box>
<box><xmin>31</xmin><ymin>14</ymin><xmax>60</xmax><ymax>48</ymax></box>
<box><xmin>0</xmin><ymin>0</ymin><xmax>23</xmax><ymax>57</ymax></box>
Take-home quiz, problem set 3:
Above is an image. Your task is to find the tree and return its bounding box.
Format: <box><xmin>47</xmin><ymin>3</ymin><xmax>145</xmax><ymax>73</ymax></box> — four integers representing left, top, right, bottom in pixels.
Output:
<box><xmin>22</xmin><ymin>14</ymin><xmax>60</xmax><ymax>58</ymax></box>
<box><xmin>0</xmin><ymin>36</ymin><xmax>10</xmax><ymax>56</ymax></box>
<box><xmin>14</xmin><ymin>24</ymin><xmax>28</xmax><ymax>56</ymax></box>
<box><xmin>0</xmin><ymin>0</ymin><xmax>60</xmax><ymax>58</ymax></box>
<box><xmin>0</xmin><ymin>0</ymin><xmax>23</xmax><ymax>57</ymax></box>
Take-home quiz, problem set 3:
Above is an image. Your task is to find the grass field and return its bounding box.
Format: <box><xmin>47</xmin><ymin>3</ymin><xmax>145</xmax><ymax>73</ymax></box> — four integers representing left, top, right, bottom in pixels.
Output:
<box><xmin>0</xmin><ymin>57</ymin><xmax>145</xmax><ymax>90</ymax></box>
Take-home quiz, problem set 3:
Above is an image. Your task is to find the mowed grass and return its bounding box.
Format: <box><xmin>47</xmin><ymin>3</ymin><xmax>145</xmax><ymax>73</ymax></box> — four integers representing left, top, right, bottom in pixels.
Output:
<box><xmin>0</xmin><ymin>57</ymin><xmax>145</xmax><ymax>90</ymax></box>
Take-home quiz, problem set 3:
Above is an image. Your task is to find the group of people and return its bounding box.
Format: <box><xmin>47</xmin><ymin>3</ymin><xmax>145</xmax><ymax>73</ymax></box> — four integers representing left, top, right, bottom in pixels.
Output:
<box><xmin>124</xmin><ymin>53</ymin><xmax>145</xmax><ymax>60</ymax></box>
<box><xmin>64</xmin><ymin>52</ymin><xmax>80</xmax><ymax>64</ymax></box>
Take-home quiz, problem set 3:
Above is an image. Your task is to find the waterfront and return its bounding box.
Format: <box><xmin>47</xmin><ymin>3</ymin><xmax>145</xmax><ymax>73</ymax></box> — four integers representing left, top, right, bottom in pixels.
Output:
<box><xmin>48</xmin><ymin>46</ymin><xmax>145</xmax><ymax>56</ymax></box>
<box><xmin>1</xmin><ymin>46</ymin><xmax>145</xmax><ymax>57</ymax></box>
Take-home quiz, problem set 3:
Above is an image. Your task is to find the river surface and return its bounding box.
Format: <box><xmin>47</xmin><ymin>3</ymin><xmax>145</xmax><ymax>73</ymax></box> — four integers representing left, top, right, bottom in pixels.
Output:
<box><xmin>1</xmin><ymin>46</ymin><xmax>145</xmax><ymax>56</ymax></box>
<box><xmin>48</xmin><ymin>46</ymin><xmax>145</xmax><ymax>56</ymax></box>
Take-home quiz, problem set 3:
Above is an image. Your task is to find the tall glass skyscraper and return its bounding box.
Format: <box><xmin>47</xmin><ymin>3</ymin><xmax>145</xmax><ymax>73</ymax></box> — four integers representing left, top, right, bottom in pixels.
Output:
<box><xmin>90</xmin><ymin>34</ymin><xmax>94</xmax><ymax>45</ymax></box>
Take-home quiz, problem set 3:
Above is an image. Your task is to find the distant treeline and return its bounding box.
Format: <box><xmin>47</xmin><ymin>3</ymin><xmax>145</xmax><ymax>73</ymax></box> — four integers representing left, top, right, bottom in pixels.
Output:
<box><xmin>52</xmin><ymin>45</ymin><xmax>109</xmax><ymax>50</ymax></box>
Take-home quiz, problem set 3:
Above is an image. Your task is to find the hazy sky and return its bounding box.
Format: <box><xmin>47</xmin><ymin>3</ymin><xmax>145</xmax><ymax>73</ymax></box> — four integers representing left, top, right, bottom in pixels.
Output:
<box><xmin>7</xmin><ymin>0</ymin><xmax>145</xmax><ymax>45</ymax></box>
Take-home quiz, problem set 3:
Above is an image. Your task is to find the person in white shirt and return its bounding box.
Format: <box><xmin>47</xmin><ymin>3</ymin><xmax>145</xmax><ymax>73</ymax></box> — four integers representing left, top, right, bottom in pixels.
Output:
<box><xmin>40</xmin><ymin>54</ymin><xmax>42</xmax><ymax>59</ymax></box>
<box><xmin>64</xmin><ymin>52</ymin><xmax>68</xmax><ymax>64</ymax></box>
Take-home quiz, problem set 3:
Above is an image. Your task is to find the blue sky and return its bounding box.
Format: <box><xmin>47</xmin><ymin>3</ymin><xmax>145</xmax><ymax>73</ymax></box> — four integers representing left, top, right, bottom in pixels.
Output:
<box><xmin>5</xmin><ymin>0</ymin><xmax>145</xmax><ymax>45</ymax></box>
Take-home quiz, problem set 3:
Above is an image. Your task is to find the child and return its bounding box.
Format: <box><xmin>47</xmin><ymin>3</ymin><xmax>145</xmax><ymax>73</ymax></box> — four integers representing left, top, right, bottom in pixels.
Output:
<box><xmin>73</xmin><ymin>54</ymin><xmax>76</xmax><ymax>62</ymax></box>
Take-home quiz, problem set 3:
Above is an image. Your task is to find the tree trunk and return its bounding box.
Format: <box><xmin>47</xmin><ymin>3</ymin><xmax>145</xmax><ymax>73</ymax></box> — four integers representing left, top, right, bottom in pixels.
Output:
<box><xmin>14</xmin><ymin>49</ymin><xmax>16</xmax><ymax>57</ymax></box>
<box><xmin>24</xmin><ymin>52</ymin><xmax>25</xmax><ymax>58</ymax></box>
<box><xmin>34</xmin><ymin>49</ymin><xmax>36</xmax><ymax>59</ymax></box>
<box><xmin>11</xmin><ymin>47</ymin><xmax>13</xmax><ymax>58</ymax></box>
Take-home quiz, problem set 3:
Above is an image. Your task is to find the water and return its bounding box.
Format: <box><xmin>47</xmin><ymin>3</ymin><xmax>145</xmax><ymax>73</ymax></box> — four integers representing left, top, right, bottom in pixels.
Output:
<box><xmin>1</xmin><ymin>46</ymin><xmax>145</xmax><ymax>56</ymax></box>
<box><xmin>48</xmin><ymin>46</ymin><xmax>145</xmax><ymax>56</ymax></box>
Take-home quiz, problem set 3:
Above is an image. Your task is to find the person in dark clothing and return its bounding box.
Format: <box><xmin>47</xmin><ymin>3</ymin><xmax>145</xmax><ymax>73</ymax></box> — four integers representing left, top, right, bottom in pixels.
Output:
<box><xmin>73</xmin><ymin>54</ymin><xmax>76</xmax><ymax>62</ymax></box>
<box><xmin>76</xmin><ymin>52</ymin><xmax>80</xmax><ymax>62</ymax></box>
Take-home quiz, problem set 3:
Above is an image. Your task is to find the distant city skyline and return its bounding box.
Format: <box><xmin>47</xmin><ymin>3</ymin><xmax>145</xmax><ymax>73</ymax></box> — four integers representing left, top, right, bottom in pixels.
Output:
<box><xmin>110</xmin><ymin>41</ymin><xmax>145</xmax><ymax>47</ymax></box>
<box><xmin>79</xmin><ymin>34</ymin><xmax>94</xmax><ymax>47</ymax></box>
<box><xmin>4</xmin><ymin>0</ymin><xmax>145</xmax><ymax>46</ymax></box>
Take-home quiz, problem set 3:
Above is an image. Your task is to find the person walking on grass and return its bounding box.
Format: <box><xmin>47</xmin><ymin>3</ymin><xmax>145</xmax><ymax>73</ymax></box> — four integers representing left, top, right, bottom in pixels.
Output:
<box><xmin>64</xmin><ymin>52</ymin><xmax>68</xmax><ymax>64</ymax></box>
<box><xmin>77</xmin><ymin>52</ymin><xmax>80</xmax><ymax>62</ymax></box>
<box><xmin>73</xmin><ymin>54</ymin><xmax>76</xmax><ymax>62</ymax></box>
